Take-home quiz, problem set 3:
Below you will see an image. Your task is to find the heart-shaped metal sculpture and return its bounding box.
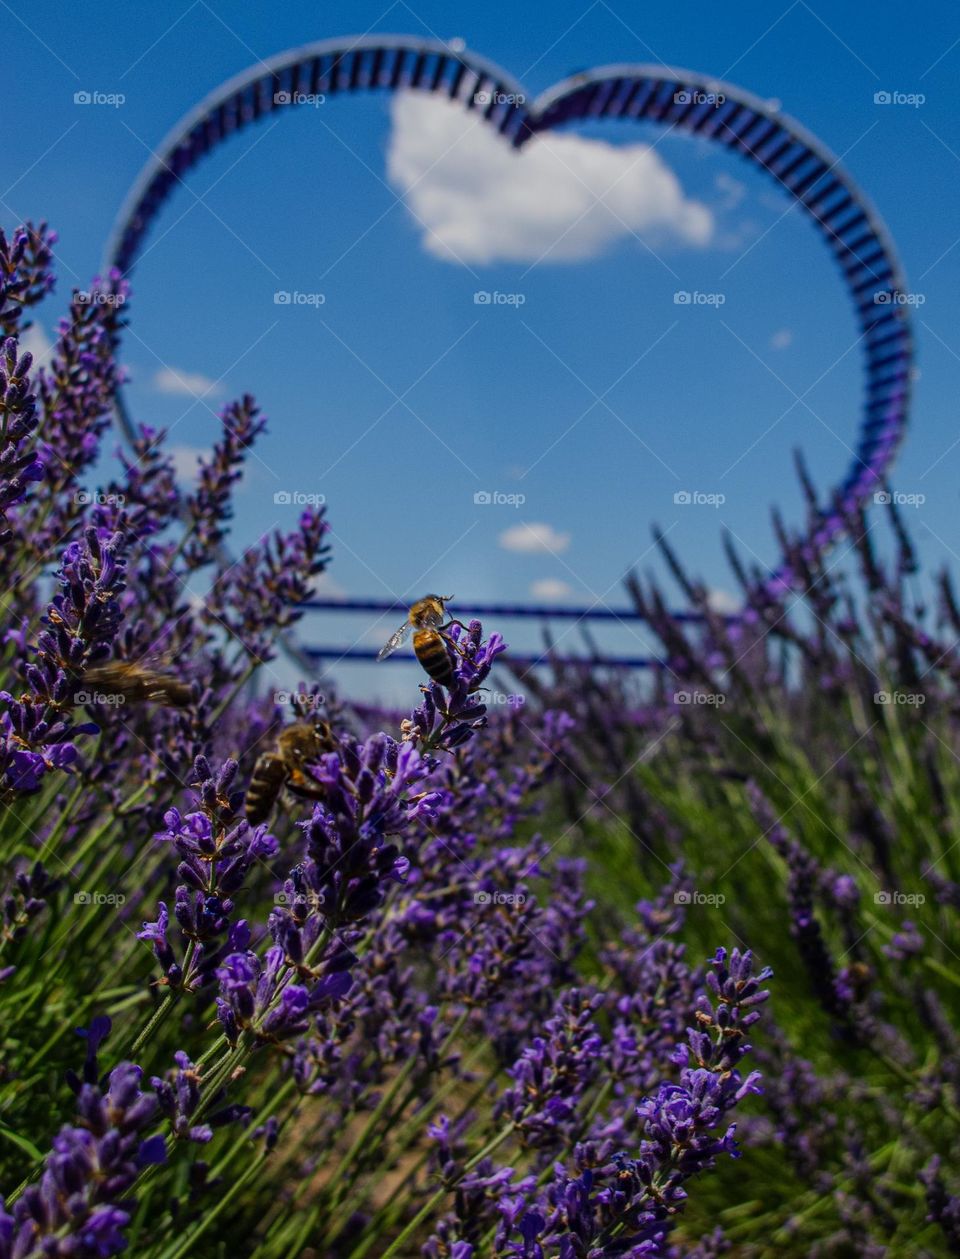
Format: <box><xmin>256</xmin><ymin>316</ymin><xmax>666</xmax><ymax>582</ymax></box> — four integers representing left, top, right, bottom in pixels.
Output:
<box><xmin>107</xmin><ymin>35</ymin><xmax>912</xmax><ymax>602</ymax></box>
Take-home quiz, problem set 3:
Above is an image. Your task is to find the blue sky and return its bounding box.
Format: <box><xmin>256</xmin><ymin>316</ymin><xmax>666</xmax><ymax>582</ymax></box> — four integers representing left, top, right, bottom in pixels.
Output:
<box><xmin>4</xmin><ymin>0</ymin><xmax>960</xmax><ymax>697</ymax></box>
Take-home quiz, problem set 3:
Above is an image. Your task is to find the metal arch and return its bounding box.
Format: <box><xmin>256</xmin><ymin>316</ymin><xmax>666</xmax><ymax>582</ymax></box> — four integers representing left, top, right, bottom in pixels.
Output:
<box><xmin>105</xmin><ymin>34</ymin><xmax>913</xmax><ymax>640</ymax></box>
<box><xmin>105</xmin><ymin>35</ymin><xmax>527</xmax><ymax>281</ymax></box>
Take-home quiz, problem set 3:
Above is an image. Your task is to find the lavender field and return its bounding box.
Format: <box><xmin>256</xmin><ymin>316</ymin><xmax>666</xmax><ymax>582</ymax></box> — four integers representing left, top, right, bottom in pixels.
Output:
<box><xmin>0</xmin><ymin>218</ymin><xmax>957</xmax><ymax>1257</ymax></box>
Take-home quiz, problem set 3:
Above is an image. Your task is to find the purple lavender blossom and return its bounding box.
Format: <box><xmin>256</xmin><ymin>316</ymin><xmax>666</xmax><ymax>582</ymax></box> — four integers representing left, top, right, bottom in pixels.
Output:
<box><xmin>0</xmin><ymin>339</ymin><xmax>43</xmax><ymax>542</ymax></box>
<box><xmin>1</xmin><ymin>527</ymin><xmax>127</xmax><ymax>797</ymax></box>
<box><xmin>0</xmin><ymin>860</ymin><xmax>59</xmax><ymax>980</ymax></box>
<box><xmin>495</xmin><ymin>949</ymin><xmax>772</xmax><ymax>1257</ymax></box>
<box><xmin>215</xmin><ymin>941</ymin><xmax>352</xmax><ymax>1046</ymax></box>
<box><xmin>18</xmin><ymin>274</ymin><xmax>129</xmax><ymax>557</ymax></box>
<box><xmin>270</xmin><ymin>733</ymin><xmax>418</xmax><ymax>943</ymax></box>
<box><xmin>65</xmin><ymin>1014</ymin><xmax>113</xmax><ymax>1093</ymax></box>
<box><xmin>402</xmin><ymin>620</ymin><xmax>507</xmax><ymax>755</ymax></box>
<box><xmin>0</xmin><ymin>1063</ymin><xmax>162</xmax><ymax>1257</ymax></box>
<box><xmin>151</xmin><ymin>1050</ymin><xmax>251</xmax><ymax>1144</ymax></box>
<box><xmin>0</xmin><ymin>221</ymin><xmax>56</xmax><ymax>339</ymax></box>
<box><xmin>204</xmin><ymin>506</ymin><xmax>330</xmax><ymax>665</ymax></box>
<box><xmin>497</xmin><ymin>989</ymin><xmax>605</xmax><ymax>1149</ymax></box>
<box><xmin>183</xmin><ymin>395</ymin><xmax>267</xmax><ymax>570</ymax></box>
<box><xmin>883</xmin><ymin>919</ymin><xmax>924</xmax><ymax>962</ymax></box>
<box><xmin>920</xmin><ymin>1156</ymin><xmax>960</xmax><ymax>1254</ymax></box>
<box><xmin>92</xmin><ymin>423</ymin><xmax>181</xmax><ymax>541</ymax></box>
<box><xmin>138</xmin><ymin>757</ymin><xmax>276</xmax><ymax>990</ymax></box>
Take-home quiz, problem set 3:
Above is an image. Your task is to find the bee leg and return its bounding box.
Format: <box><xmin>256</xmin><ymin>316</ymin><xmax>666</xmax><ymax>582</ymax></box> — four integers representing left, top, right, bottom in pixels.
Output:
<box><xmin>442</xmin><ymin>635</ymin><xmax>474</xmax><ymax>664</ymax></box>
<box><xmin>288</xmin><ymin>783</ymin><xmax>329</xmax><ymax>802</ymax></box>
<box><xmin>286</xmin><ymin>772</ymin><xmax>330</xmax><ymax>805</ymax></box>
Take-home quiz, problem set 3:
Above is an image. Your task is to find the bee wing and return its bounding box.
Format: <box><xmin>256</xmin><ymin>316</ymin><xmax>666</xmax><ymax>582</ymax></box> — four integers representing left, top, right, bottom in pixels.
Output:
<box><xmin>377</xmin><ymin>621</ymin><xmax>410</xmax><ymax>660</ymax></box>
<box><xmin>81</xmin><ymin>662</ymin><xmax>190</xmax><ymax>708</ymax></box>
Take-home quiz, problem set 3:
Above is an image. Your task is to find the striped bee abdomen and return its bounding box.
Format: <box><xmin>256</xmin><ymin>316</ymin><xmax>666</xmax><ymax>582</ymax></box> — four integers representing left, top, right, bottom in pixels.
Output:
<box><xmin>245</xmin><ymin>753</ymin><xmax>289</xmax><ymax>825</ymax></box>
<box><xmin>413</xmin><ymin>628</ymin><xmax>454</xmax><ymax>687</ymax></box>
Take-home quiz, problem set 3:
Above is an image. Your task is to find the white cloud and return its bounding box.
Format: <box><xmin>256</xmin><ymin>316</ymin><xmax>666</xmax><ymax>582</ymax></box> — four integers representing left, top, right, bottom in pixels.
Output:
<box><xmin>706</xmin><ymin>588</ymin><xmax>741</xmax><ymax>614</ymax></box>
<box><xmin>19</xmin><ymin>322</ymin><xmax>55</xmax><ymax>368</ymax></box>
<box><xmin>499</xmin><ymin>522</ymin><xmax>571</xmax><ymax>554</ymax></box>
<box><xmin>770</xmin><ymin>328</ymin><xmax>793</xmax><ymax>350</ymax></box>
<box><xmin>312</xmin><ymin>572</ymin><xmax>346</xmax><ymax>601</ymax></box>
<box><xmin>530</xmin><ymin>578</ymin><xmax>574</xmax><ymax>600</ymax></box>
<box><xmin>168</xmin><ymin>444</ymin><xmax>206</xmax><ymax>480</ymax></box>
<box><xmin>153</xmin><ymin>366</ymin><xmax>220</xmax><ymax>398</ymax></box>
<box><xmin>387</xmin><ymin>92</ymin><xmax>713</xmax><ymax>264</ymax></box>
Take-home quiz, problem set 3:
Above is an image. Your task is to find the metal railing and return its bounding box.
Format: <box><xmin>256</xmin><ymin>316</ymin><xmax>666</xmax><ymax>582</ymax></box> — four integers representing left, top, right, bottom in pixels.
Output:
<box><xmin>297</xmin><ymin>597</ymin><xmax>731</xmax><ymax>670</ymax></box>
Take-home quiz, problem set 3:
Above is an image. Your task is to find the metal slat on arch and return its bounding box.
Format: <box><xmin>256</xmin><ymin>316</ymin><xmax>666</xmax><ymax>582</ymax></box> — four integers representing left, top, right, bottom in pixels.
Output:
<box><xmin>105</xmin><ymin>35</ymin><xmax>913</xmax><ymax>639</ymax></box>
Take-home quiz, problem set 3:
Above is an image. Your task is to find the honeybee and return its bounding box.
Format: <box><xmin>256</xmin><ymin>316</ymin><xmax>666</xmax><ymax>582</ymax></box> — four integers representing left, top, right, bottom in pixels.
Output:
<box><xmin>245</xmin><ymin>719</ymin><xmax>339</xmax><ymax>825</ymax></box>
<box><xmin>845</xmin><ymin>960</ymin><xmax>874</xmax><ymax>1001</ymax></box>
<box><xmin>72</xmin><ymin>662</ymin><xmax>192</xmax><ymax>708</ymax></box>
<box><xmin>377</xmin><ymin>595</ymin><xmax>469</xmax><ymax>688</ymax></box>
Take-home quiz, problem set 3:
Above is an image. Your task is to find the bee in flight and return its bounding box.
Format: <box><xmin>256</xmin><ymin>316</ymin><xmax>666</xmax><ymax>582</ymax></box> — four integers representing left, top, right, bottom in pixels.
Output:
<box><xmin>377</xmin><ymin>595</ymin><xmax>469</xmax><ymax>688</ymax></box>
<box><xmin>245</xmin><ymin>718</ymin><xmax>339</xmax><ymax>825</ymax></box>
<box><xmin>72</xmin><ymin>662</ymin><xmax>192</xmax><ymax>708</ymax></box>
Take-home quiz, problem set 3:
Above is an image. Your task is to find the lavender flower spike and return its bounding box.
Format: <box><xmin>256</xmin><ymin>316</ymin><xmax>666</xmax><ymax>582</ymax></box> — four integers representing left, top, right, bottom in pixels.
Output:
<box><xmin>0</xmin><ymin>1063</ymin><xmax>163</xmax><ymax>1258</ymax></box>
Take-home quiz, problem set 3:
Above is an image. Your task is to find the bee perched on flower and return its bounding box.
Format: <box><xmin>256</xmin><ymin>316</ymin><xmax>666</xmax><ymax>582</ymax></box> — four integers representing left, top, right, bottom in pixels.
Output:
<box><xmin>244</xmin><ymin>717</ymin><xmax>339</xmax><ymax>825</ymax></box>
<box><xmin>378</xmin><ymin>595</ymin><xmax>472</xmax><ymax>688</ymax></box>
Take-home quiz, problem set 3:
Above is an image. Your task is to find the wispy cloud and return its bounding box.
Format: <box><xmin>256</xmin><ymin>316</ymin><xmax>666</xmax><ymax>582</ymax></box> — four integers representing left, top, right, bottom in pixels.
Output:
<box><xmin>499</xmin><ymin>522</ymin><xmax>571</xmax><ymax>554</ymax></box>
<box><xmin>19</xmin><ymin>322</ymin><xmax>55</xmax><ymax>368</ymax></box>
<box><xmin>312</xmin><ymin>572</ymin><xmax>346</xmax><ymax>601</ymax></box>
<box><xmin>530</xmin><ymin>577</ymin><xmax>574</xmax><ymax>599</ymax></box>
<box><xmin>168</xmin><ymin>444</ymin><xmax>206</xmax><ymax>479</ymax></box>
<box><xmin>714</xmin><ymin>171</ymin><xmax>747</xmax><ymax>211</ymax></box>
<box><xmin>707</xmin><ymin>588</ymin><xmax>741</xmax><ymax>614</ymax></box>
<box><xmin>153</xmin><ymin>366</ymin><xmax>220</xmax><ymax>399</ymax></box>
